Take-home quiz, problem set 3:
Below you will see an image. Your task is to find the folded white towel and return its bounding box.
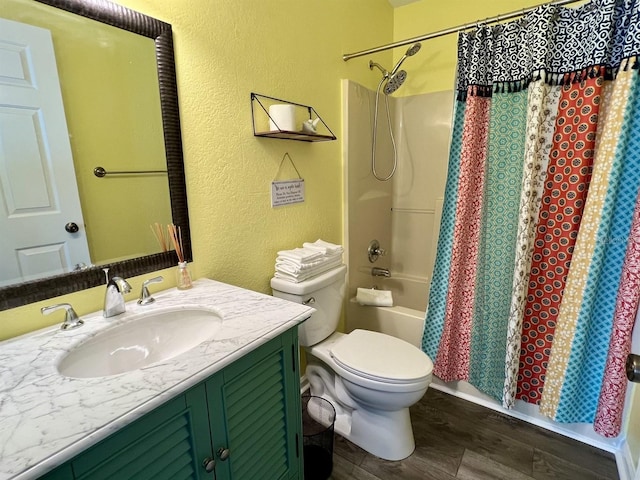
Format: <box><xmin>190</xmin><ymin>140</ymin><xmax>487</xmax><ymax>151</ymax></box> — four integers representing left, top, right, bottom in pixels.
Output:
<box><xmin>274</xmin><ymin>261</ymin><xmax>340</xmax><ymax>283</ymax></box>
<box><xmin>276</xmin><ymin>252</ymin><xmax>342</xmax><ymax>274</ymax></box>
<box><xmin>274</xmin><ymin>240</ymin><xmax>344</xmax><ymax>283</ymax></box>
<box><xmin>275</xmin><ymin>256</ymin><xmax>342</xmax><ymax>281</ymax></box>
<box><xmin>276</xmin><ymin>247</ymin><xmax>324</xmax><ymax>264</ymax></box>
<box><xmin>303</xmin><ymin>239</ymin><xmax>343</xmax><ymax>256</ymax></box>
<box><xmin>356</xmin><ymin>288</ymin><xmax>393</xmax><ymax>307</ymax></box>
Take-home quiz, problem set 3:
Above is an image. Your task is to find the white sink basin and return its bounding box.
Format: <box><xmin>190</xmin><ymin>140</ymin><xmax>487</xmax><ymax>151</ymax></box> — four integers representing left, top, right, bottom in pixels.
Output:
<box><xmin>57</xmin><ymin>307</ymin><xmax>223</xmax><ymax>378</ymax></box>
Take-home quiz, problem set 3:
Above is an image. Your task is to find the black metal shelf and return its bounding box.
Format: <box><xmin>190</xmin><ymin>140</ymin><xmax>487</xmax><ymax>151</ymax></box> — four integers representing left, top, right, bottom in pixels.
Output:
<box><xmin>251</xmin><ymin>93</ymin><xmax>336</xmax><ymax>143</ymax></box>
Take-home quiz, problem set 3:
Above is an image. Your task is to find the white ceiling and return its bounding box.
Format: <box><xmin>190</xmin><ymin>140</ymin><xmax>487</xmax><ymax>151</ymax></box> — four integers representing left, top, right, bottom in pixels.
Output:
<box><xmin>387</xmin><ymin>0</ymin><xmax>420</xmax><ymax>7</ymax></box>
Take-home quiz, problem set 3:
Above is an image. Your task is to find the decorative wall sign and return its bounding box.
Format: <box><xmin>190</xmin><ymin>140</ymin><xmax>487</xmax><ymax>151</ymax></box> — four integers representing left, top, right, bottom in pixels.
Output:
<box><xmin>271</xmin><ymin>179</ymin><xmax>305</xmax><ymax>207</ymax></box>
<box><xmin>271</xmin><ymin>152</ymin><xmax>305</xmax><ymax>207</ymax></box>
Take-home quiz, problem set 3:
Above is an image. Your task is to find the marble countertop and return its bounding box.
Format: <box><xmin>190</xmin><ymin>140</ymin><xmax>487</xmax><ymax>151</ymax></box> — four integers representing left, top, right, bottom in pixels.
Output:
<box><xmin>0</xmin><ymin>278</ymin><xmax>314</xmax><ymax>480</ymax></box>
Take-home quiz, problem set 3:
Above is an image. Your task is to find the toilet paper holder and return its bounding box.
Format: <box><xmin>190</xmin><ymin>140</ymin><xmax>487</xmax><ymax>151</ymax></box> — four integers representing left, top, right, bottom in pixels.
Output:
<box><xmin>626</xmin><ymin>354</ymin><xmax>640</xmax><ymax>382</ymax></box>
<box><xmin>250</xmin><ymin>92</ymin><xmax>337</xmax><ymax>142</ymax></box>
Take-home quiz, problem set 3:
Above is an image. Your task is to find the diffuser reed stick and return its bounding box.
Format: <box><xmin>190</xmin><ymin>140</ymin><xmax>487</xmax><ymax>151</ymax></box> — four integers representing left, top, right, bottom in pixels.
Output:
<box><xmin>168</xmin><ymin>223</ymin><xmax>185</xmax><ymax>262</ymax></box>
<box><xmin>168</xmin><ymin>223</ymin><xmax>192</xmax><ymax>289</ymax></box>
<box><xmin>150</xmin><ymin>222</ymin><xmax>169</xmax><ymax>252</ymax></box>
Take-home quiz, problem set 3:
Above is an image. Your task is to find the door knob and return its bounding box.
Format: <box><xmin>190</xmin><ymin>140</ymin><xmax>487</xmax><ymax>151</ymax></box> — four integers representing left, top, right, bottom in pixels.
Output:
<box><xmin>65</xmin><ymin>222</ymin><xmax>79</xmax><ymax>233</ymax></box>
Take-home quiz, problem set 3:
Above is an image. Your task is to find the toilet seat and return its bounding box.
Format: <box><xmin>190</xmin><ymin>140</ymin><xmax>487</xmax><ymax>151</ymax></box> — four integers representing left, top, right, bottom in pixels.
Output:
<box><xmin>330</xmin><ymin>329</ymin><xmax>433</xmax><ymax>384</ymax></box>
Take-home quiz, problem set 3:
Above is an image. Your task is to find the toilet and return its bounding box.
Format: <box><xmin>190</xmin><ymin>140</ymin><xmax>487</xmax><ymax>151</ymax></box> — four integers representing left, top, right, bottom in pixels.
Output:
<box><xmin>271</xmin><ymin>264</ymin><xmax>433</xmax><ymax>461</ymax></box>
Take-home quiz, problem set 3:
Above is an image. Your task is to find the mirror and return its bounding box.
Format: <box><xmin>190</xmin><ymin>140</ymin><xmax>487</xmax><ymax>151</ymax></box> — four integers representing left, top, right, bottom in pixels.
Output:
<box><xmin>0</xmin><ymin>0</ymin><xmax>191</xmax><ymax>311</ymax></box>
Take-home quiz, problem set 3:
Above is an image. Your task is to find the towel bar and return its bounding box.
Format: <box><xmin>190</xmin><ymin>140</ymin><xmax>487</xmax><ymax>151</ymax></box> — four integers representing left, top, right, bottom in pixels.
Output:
<box><xmin>94</xmin><ymin>166</ymin><xmax>168</xmax><ymax>177</ymax></box>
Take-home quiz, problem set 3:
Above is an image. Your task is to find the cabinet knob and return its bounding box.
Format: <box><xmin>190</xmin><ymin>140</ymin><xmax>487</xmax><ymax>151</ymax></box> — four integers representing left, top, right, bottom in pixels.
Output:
<box><xmin>217</xmin><ymin>447</ymin><xmax>230</xmax><ymax>461</ymax></box>
<box><xmin>202</xmin><ymin>457</ymin><xmax>216</xmax><ymax>472</ymax></box>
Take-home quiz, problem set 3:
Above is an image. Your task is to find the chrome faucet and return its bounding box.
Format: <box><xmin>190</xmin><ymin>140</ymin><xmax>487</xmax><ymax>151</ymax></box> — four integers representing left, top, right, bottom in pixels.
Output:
<box><xmin>41</xmin><ymin>303</ymin><xmax>84</xmax><ymax>330</ymax></box>
<box><xmin>372</xmin><ymin>267</ymin><xmax>391</xmax><ymax>277</ymax></box>
<box><xmin>103</xmin><ymin>272</ymin><xmax>132</xmax><ymax>318</ymax></box>
<box><xmin>138</xmin><ymin>276</ymin><xmax>164</xmax><ymax>305</ymax></box>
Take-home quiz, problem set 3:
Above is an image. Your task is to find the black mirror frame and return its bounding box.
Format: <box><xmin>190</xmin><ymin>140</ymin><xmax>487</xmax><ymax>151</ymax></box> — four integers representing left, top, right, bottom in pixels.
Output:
<box><xmin>0</xmin><ymin>0</ymin><xmax>191</xmax><ymax>311</ymax></box>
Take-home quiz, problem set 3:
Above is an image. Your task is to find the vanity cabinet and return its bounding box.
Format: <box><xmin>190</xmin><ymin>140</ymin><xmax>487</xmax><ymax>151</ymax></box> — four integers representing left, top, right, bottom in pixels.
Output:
<box><xmin>39</xmin><ymin>328</ymin><xmax>303</xmax><ymax>480</ymax></box>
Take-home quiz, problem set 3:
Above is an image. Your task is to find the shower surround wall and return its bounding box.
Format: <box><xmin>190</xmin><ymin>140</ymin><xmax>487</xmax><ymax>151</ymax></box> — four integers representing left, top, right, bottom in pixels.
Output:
<box><xmin>343</xmin><ymin>79</ymin><xmax>451</xmax><ymax>311</ymax></box>
<box><xmin>342</xmin><ymin>79</ymin><xmax>623</xmax><ymax>455</ymax></box>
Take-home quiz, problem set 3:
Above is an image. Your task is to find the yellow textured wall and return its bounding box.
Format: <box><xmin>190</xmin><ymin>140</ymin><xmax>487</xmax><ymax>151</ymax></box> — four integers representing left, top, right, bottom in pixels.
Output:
<box><xmin>0</xmin><ymin>0</ymin><xmax>392</xmax><ymax>339</ymax></box>
<box><xmin>393</xmin><ymin>0</ymin><xmax>556</xmax><ymax>96</ymax></box>
<box><xmin>628</xmin><ymin>385</ymin><xmax>640</xmax><ymax>470</ymax></box>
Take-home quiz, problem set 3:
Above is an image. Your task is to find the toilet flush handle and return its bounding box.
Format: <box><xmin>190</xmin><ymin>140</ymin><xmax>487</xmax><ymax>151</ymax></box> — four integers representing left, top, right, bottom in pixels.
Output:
<box><xmin>303</xmin><ymin>297</ymin><xmax>316</xmax><ymax>305</ymax></box>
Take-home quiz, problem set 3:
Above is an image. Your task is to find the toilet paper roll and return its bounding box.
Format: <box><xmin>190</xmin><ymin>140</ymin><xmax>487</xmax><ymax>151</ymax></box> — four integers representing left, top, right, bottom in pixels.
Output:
<box><xmin>269</xmin><ymin>104</ymin><xmax>296</xmax><ymax>132</ymax></box>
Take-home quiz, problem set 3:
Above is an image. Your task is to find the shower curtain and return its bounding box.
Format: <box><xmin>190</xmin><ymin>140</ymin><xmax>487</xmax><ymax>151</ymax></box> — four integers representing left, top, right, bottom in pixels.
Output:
<box><xmin>421</xmin><ymin>0</ymin><xmax>640</xmax><ymax>437</ymax></box>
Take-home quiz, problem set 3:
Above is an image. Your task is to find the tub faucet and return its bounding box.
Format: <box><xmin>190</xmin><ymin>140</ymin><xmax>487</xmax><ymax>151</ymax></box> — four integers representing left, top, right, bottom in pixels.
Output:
<box><xmin>103</xmin><ymin>274</ymin><xmax>132</xmax><ymax>318</ymax></box>
<box><xmin>371</xmin><ymin>267</ymin><xmax>391</xmax><ymax>277</ymax></box>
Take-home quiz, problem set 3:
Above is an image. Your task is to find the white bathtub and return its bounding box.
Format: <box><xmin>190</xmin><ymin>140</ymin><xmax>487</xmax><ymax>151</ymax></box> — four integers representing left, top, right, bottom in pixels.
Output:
<box><xmin>345</xmin><ymin>290</ymin><xmax>623</xmax><ymax>458</ymax></box>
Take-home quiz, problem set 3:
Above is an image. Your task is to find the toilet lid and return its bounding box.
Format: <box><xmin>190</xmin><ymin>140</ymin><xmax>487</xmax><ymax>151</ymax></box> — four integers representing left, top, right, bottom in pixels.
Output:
<box><xmin>330</xmin><ymin>329</ymin><xmax>433</xmax><ymax>383</ymax></box>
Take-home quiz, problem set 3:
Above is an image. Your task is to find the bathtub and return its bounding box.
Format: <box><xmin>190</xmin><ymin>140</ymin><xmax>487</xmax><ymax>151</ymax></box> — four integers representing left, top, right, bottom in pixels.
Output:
<box><xmin>345</xmin><ymin>285</ymin><xmax>623</xmax><ymax>458</ymax></box>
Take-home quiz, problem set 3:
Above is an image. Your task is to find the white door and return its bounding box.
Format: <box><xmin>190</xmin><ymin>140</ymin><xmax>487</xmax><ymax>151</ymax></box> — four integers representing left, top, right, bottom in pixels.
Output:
<box><xmin>0</xmin><ymin>18</ymin><xmax>91</xmax><ymax>286</ymax></box>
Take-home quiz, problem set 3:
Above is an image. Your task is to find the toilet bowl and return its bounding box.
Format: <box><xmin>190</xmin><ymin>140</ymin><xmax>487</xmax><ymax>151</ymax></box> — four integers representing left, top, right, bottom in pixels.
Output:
<box><xmin>271</xmin><ymin>264</ymin><xmax>433</xmax><ymax>461</ymax></box>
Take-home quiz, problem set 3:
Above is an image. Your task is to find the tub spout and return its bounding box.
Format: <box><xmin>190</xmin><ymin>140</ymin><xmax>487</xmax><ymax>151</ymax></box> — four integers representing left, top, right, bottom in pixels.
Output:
<box><xmin>372</xmin><ymin>267</ymin><xmax>391</xmax><ymax>277</ymax></box>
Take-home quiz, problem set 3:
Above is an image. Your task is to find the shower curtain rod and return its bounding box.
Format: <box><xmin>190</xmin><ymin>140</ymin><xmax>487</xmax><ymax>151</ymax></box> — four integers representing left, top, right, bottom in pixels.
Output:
<box><xmin>342</xmin><ymin>0</ymin><xmax>583</xmax><ymax>61</ymax></box>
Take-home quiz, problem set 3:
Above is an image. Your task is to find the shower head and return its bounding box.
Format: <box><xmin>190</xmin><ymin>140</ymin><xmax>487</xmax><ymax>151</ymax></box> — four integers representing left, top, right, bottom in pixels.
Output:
<box><xmin>406</xmin><ymin>42</ymin><xmax>422</xmax><ymax>57</ymax></box>
<box><xmin>369</xmin><ymin>42</ymin><xmax>420</xmax><ymax>95</ymax></box>
<box><xmin>390</xmin><ymin>42</ymin><xmax>422</xmax><ymax>76</ymax></box>
<box><xmin>383</xmin><ymin>70</ymin><xmax>407</xmax><ymax>95</ymax></box>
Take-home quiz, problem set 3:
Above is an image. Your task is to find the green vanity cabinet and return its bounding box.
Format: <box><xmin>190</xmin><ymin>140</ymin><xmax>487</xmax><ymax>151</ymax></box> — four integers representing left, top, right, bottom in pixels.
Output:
<box><xmin>38</xmin><ymin>465</ymin><xmax>74</xmax><ymax>480</ymax></box>
<box><xmin>205</xmin><ymin>327</ymin><xmax>303</xmax><ymax>480</ymax></box>
<box><xmin>71</xmin><ymin>387</ymin><xmax>212</xmax><ymax>480</ymax></box>
<box><xmin>38</xmin><ymin>327</ymin><xmax>303</xmax><ymax>480</ymax></box>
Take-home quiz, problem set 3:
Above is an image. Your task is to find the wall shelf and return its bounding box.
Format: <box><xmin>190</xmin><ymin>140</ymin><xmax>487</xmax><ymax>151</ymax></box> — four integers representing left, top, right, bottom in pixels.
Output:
<box><xmin>251</xmin><ymin>92</ymin><xmax>337</xmax><ymax>142</ymax></box>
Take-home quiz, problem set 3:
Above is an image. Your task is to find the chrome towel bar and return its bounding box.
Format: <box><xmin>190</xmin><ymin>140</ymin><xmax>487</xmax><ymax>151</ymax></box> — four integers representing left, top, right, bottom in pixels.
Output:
<box><xmin>93</xmin><ymin>166</ymin><xmax>167</xmax><ymax>178</ymax></box>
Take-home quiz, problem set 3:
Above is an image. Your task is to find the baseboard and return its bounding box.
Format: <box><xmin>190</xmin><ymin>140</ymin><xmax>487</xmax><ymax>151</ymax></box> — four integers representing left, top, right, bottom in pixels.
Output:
<box><xmin>617</xmin><ymin>439</ymin><xmax>636</xmax><ymax>480</ymax></box>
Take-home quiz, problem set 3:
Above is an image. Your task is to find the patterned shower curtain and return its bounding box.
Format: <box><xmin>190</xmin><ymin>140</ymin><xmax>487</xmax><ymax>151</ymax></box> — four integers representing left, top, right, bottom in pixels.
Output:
<box><xmin>421</xmin><ymin>0</ymin><xmax>640</xmax><ymax>437</ymax></box>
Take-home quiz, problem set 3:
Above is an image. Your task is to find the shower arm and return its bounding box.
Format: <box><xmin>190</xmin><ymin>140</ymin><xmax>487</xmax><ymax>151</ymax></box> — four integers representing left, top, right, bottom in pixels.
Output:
<box><xmin>369</xmin><ymin>61</ymin><xmax>389</xmax><ymax>77</ymax></box>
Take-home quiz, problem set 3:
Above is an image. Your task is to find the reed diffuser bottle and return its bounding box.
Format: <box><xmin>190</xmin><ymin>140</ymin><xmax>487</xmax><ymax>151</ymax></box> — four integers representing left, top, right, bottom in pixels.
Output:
<box><xmin>168</xmin><ymin>223</ymin><xmax>192</xmax><ymax>290</ymax></box>
<box><xmin>175</xmin><ymin>261</ymin><xmax>192</xmax><ymax>290</ymax></box>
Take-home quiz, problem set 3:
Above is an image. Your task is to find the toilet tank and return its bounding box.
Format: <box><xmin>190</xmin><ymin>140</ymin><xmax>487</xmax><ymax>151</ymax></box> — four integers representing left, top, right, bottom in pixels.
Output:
<box><xmin>271</xmin><ymin>265</ymin><xmax>347</xmax><ymax>347</ymax></box>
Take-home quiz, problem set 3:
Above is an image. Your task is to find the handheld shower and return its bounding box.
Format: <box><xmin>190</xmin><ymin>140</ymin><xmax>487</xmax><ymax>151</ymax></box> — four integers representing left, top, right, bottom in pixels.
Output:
<box><xmin>368</xmin><ymin>43</ymin><xmax>421</xmax><ymax>181</ymax></box>
<box><xmin>390</xmin><ymin>43</ymin><xmax>422</xmax><ymax>76</ymax></box>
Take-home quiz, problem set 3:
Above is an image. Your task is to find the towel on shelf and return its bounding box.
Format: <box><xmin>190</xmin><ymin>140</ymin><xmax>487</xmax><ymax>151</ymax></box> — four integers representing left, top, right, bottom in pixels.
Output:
<box><xmin>275</xmin><ymin>252</ymin><xmax>342</xmax><ymax>274</ymax></box>
<box><xmin>276</xmin><ymin>247</ymin><xmax>324</xmax><ymax>263</ymax></box>
<box><xmin>356</xmin><ymin>288</ymin><xmax>393</xmax><ymax>307</ymax></box>
<box><xmin>274</xmin><ymin>239</ymin><xmax>344</xmax><ymax>283</ymax></box>
<box><xmin>275</xmin><ymin>255</ymin><xmax>342</xmax><ymax>282</ymax></box>
<box><xmin>303</xmin><ymin>239</ymin><xmax>344</xmax><ymax>256</ymax></box>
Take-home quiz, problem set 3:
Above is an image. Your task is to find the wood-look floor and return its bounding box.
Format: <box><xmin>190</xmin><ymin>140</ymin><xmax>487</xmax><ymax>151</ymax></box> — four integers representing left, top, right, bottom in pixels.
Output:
<box><xmin>327</xmin><ymin>388</ymin><xmax>619</xmax><ymax>480</ymax></box>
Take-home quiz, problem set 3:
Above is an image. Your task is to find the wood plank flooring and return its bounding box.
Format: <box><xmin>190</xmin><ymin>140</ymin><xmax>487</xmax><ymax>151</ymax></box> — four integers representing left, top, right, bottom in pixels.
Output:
<box><xmin>327</xmin><ymin>388</ymin><xmax>619</xmax><ymax>480</ymax></box>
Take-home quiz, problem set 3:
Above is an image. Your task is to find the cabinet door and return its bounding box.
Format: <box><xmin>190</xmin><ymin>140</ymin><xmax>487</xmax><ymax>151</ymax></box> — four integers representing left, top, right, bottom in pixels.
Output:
<box><xmin>38</xmin><ymin>464</ymin><xmax>74</xmax><ymax>480</ymax></box>
<box><xmin>71</xmin><ymin>385</ymin><xmax>213</xmax><ymax>480</ymax></box>
<box><xmin>207</xmin><ymin>328</ymin><xmax>303</xmax><ymax>480</ymax></box>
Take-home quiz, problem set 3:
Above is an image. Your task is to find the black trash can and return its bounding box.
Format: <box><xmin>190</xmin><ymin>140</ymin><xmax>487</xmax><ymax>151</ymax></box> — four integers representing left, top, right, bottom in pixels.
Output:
<box><xmin>302</xmin><ymin>395</ymin><xmax>336</xmax><ymax>480</ymax></box>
